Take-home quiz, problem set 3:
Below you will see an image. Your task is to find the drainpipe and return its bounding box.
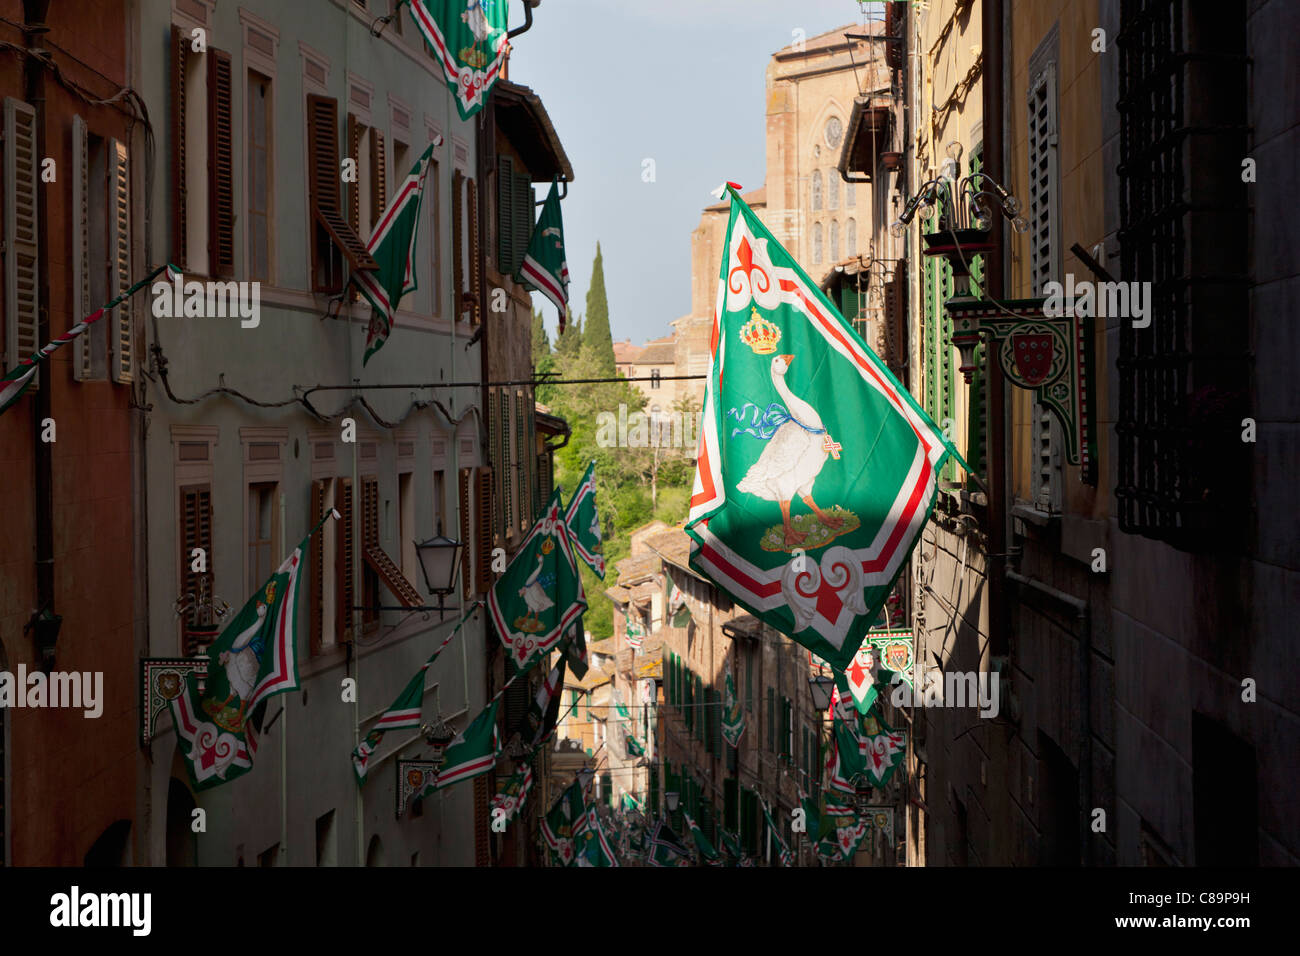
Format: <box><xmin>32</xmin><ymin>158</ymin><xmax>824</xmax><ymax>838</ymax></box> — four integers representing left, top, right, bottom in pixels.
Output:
<box><xmin>981</xmin><ymin>0</ymin><xmax>1008</xmax><ymax>667</ymax></box>
<box><xmin>23</xmin><ymin>0</ymin><xmax>55</xmax><ymax>670</ymax></box>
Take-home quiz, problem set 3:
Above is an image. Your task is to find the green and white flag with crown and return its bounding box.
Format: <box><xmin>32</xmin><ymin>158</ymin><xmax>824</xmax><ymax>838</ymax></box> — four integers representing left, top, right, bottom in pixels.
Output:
<box><xmin>407</xmin><ymin>0</ymin><xmax>509</xmax><ymax>120</ymax></box>
<box><xmin>722</xmin><ymin>667</ymin><xmax>745</xmax><ymax>748</ymax></box>
<box><xmin>564</xmin><ymin>460</ymin><xmax>604</xmax><ymax>578</ymax></box>
<box><xmin>171</xmin><ymin>512</ymin><xmax>334</xmax><ymax>790</ymax></box>
<box><xmin>520</xmin><ymin>178</ymin><xmax>570</xmax><ymax>330</ymax></box>
<box><xmin>356</xmin><ymin>141</ymin><xmax>437</xmax><ymax>365</ymax></box>
<box><xmin>491</xmin><ymin>762</ymin><xmax>533</xmax><ymax>825</ymax></box>
<box><xmin>488</xmin><ymin>489</ymin><xmax>587</xmax><ymax>674</ymax></box>
<box><xmin>419</xmin><ymin>698</ymin><xmax>501</xmax><ymax>795</ymax></box>
<box><xmin>542</xmin><ymin>780</ymin><xmax>587</xmax><ymax>866</ymax></box>
<box><xmin>686</xmin><ymin>184</ymin><xmax>967</xmax><ymax>672</ymax></box>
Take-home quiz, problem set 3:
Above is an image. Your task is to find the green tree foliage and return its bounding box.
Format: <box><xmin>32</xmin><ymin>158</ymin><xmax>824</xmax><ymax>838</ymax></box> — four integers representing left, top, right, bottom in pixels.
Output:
<box><xmin>531</xmin><ymin>308</ymin><xmax>550</xmax><ymax>368</ymax></box>
<box><xmin>580</xmin><ymin>243</ymin><xmax>616</xmax><ymax>379</ymax></box>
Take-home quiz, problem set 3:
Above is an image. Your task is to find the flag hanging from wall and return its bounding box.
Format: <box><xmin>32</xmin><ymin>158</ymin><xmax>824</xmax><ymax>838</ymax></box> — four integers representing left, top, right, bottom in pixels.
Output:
<box><xmin>722</xmin><ymin>667</ymin><xmax>745</xmax><ymax>748</ymax></box>
<box><xmin>356</xmin><ymin>141</ymin><xmax>437</xmax><ymax>365</ymax></box>
<box><xmin>562</xmin><ymin>617</ymin><xmax>589</xmax><ymax>679</ymax></box>
<box><xmin>491</xmin><ymin>762</ymin><xmax>534</xmax><ymax>825</ymax></box>
<box><xmin>580</xmin><ymin>806</ymin><xmax>620</xmax><ymax>867</ymax></box>
<box><xmin>488</xmin><ymin>489</ymin><xmax>587</xmax><ymax>673</ymax></box>
<box><xmin>171</xmin><ymin>513</ymin><xmax>334</xmax><ymax>790</ymax></box>
<box><xmin>520</xmin><ymin>655</ymin><xmax>566</xmax><ymax>748</ymax></box>
<box><xmin>685</xmin><ymin>185</ymin><xmax>966</xmax><ymax>672</ymax></box>
<box><xmin>419</xmin><ymin>698</ymin><xmax>501</xmax><ymax>795</ymax></box>
<box><xmin>761</xmin><ymin>801</ymin><xmax>794</xmax><ymax>867</ymax></box>
<box><xmin>683</xmin><ymin>811</ymin><xmax>721</xmax><ymax>862</ymax></box>
<box><xmin>407</xmin><ymin>0</ymin><xmax>509</xmax><ymax>120</ymax></box>
<box><xmin>520</xmin><ymin>178</ymin><xmax>570</xmax><ymax>332</ymax></box>
<box><xmin>564</xmin><ymin>460</ymin><xmax>604</xmax><ymax>578</ymax></box>
<box><xmin>542</xmin><ymin>780</ymin><xmax>588</xmax><ymax>866</ymax></box>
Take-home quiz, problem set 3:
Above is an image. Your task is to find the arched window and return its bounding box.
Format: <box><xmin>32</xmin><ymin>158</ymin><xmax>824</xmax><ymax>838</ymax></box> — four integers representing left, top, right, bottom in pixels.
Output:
<box><xmin>812</xmin><ymin>223</ymin><xmax>824</xmax><ymax>265</ymax></box>
<box><xmin>847</xmin><ymin>182</ymin><xmax>856</xmax><ymax>208</ymax></box>
<box><xmin>810</xmin><ymin>171</ymin><xmax>822</xmax><ymax>212</ymax></box>
<box><xmin>830</xmin><ymin>221</ymin><xmax>840</xmax><ymax>262</ymax></box>
<box><xmin>827</xmin><ymin>171</ymin><xmax>839</xmax><ymax>211</ymax></box>
<box><xmin>846</xmin><ymin>218</ymin><xmax>857</xmax><ymax>253</ymax></box>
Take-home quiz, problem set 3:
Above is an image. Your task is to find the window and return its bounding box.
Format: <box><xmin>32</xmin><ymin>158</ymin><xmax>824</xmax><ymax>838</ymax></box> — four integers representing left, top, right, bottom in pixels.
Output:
<box><xmin>1026</xmin><ymin>34</ymin><xmax>1063</xmax><ymax>513</ymax></box>
<box><xmin>169</xmin><ymin>27</ymin><xmax>234</xmax><ymax>277</ymax></box>
<box><xmin>247</xmin><ymin>482</ymin><xmax>278</xmax><ymax>593</ymax></box>
<box><xmin>812</xmin><ymin>223</ymin><xmax>823</xmax><ymax>265</ymax></box>
<box><xmin>827</xmin><ymin>168</ymin><xmax>839</xmax><ymax>210</ymax></box>
<box><xmin>830</xmin><ymin>220</ymin><xmax>840</xmax><ymax>263</ymax></box>
<box><xmin>247</xmin><ymin>71</ymin><xmax>272</xmax><ymax>281</ymax></box>
<box><xmin>398</xmin><ymin>471</ymin><xmax>416</xmax><ymax>585</ymax></box>
<box><xmin>650</xmin><ymin>368</ymin><xmax>660</xmax><ymax>390</ymax></box>
<box><xmin>847</xmin><ymin>179</ymin><xmax>856</xmax><ymax>208</ymax></box>
<box><xmin>845</xmin><ymin>218</ymin><xmax>856</xmax><ymax>255</ymax></box>
<box><xmin>810</xmin><ymin>170</ymin><xmax>822</xmax><ymax>211</ymax></box>
<box><xmin>309</xmin><ymin>476</ymin><xmax>336</xmax><ymax>653</ymax></box>
<box><xmin>306</xmin><ymin>94</ymin><xmax>376</xmax><ymax>293</ymax></box>
<box><xmin>824</xmin><ymin>116</ymin><xmax>843</xmax><ymax>149</ymax></box>
<box><xmin>451</xmin><ymin>167</ymin><xmax>480</xmax><ymax>323</ymax></box>
<box><xmin>347</xmin><ymin>112</ymin><xmax>386</xmax><ymax>243</ymax></box>
<box><xmin>72</xmin><ymin>119</ymin><xmax>109</xmax><ymax>381</ymax></box>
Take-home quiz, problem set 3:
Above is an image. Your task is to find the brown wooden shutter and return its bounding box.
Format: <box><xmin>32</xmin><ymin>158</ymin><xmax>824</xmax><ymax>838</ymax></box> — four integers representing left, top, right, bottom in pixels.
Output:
<box><xmin>71</xmin><ymin>115</ymin><xmax>92</xmax><ymax>381</ymax></box>
<box><xmin>458</xmin><ymin>467</ymin><xmax>472</xmax><ymax>600</ymax></box>
<box><xmin>347</xmin><ymin>113</ymin><xmax>362</xmax><ymax>234</ymax></box>
<box><xmin>335</xmin><ymin>477</ymin><xmax>354</xmax><ymax>643</ymax></box>
<box><xmin>467</xmin><ymin>177</ymin><xmax>481</xmax><ymax>323</ymax></box>
<box><xmin>452</xmin><ymin>169</ymin><xmax>464</xmax><ymax>321</ymax></box>
<box><xmin>370</xmin><ymin>128</ymin><xmax>387</xmax><ymax>223</ymax></box>
<box><xmin>473</xmin><ymin>775</ymin><xmax>491</xmax><ymax>866</ymax></box>
<box><xmin>307</xmin><ymin>95</ymin><xmax>376</xmax><ymax>292</ymax></box>
<box><xmin>180</xmin><ymin>484</ymin><xmax>214</xmax><ymax>645</ymax></box>
<box><xmin>108</xmin><ymin>139</ymin><xmax>133</xmax><ymax>385</ymax></box>
<box><xmin>207</xmin><ymin>48</ymin><xmax>235</xmax><ymax>278</ymax></box>
<box><xmin>474</xmin><ymin>466</ymin><xmax>493</xmax><ymax>594</ymax></box>
<box><xmin>169</xmin><ymin>24</ymin><xmax>188</xmax><ymax>270</ymax></box>
<box><xmin>3</xmin><ymin>97</ymin><xmax>39</xmax><ymax>379</ymax></box>
<box><xmin>361</xmin><ymin>476</ymin><xmax>379</xmax><ymax>629</ymax></box>
<box><xmin>309</xmin><ymin>480</ymin><xmax>325</xmax><ymax>655</ymax></box>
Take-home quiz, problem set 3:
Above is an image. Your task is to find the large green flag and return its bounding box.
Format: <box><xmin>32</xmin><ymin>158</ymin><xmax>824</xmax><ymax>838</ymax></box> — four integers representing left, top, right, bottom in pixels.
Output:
<box><xmin>562</xmin><ymin>617</ymin><xmax>589</xmax><ymax>679</ymax></box>
<box><xmin>171</xmin><ymin>514</ymin><xmax>333</xmax><ymax>790</ymax></box>
<box><xmin>491</xmin><ymin>762</ymin><xmax>533</xmax><ymax>826</ymax></box>
<box><xmin>488</xmin><ymin>489</ymin><xmax>587</xmax><ymax>673</ymax></box>
<box><xmin>541</xmin><ymin>780</ymin><xmax>587</xmax><ymax>866</ymax></box>
<box><xmin>564</xmin><ymin>460</ymin><xmax>604</xmax><ymax>578</ymax></box>
<box><xmin>579</xmin><ymin>806</ymin><xmax>620</xmax><ymax>867</ymax></box>
<box><xmin>722</xmin><ymin>667</ymin><xmax>745</xmax><ymax>748</ymax></box>
<box><xmin>407</xmin><ymin>0</ymin><xmax>509</xmax><ymax>120</ymax></box>
<box><xmin>420</xmin><ymin>698</ymin><xmax>501</xmax><ymax>794</ymax></box>
<box><xmin>761</xmin><ymin>801</ymin><xmax>794</xmax><ymax>867</ymax></box>
<box><xmin>520</xmin><ymin>179</ymin><xmax>570</xmax><ymax>328</ymax></box>
<box><xmin>356</xmin><ymin>141</ymin><xmax>437</xmax><ymax>365</ymax></box>
<box><xmin>685</xmin><ymin>185</ymin><xmax>965</xmax><ymax>672</ymax></box>
<box><xmin>683</xmin><ymin>811</ymin><xmax>720</xmax><ymax>862</ymax></box>
<box><xmin>827</xmin><ymin>703</ymin><xmax>907</xmax><ymax>794</ymax></box>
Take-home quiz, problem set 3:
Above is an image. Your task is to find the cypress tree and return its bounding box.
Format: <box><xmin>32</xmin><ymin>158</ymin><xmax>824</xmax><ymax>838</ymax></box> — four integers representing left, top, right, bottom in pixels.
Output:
<box><xmin>531</xmin><ymin>309</ymin><xmax>551</xmax><ymax>368</ymax></box>
<box><xmin>581</xmin><ymin>243</ymin><xmax>616</xmax><ymax>378</ymax></box>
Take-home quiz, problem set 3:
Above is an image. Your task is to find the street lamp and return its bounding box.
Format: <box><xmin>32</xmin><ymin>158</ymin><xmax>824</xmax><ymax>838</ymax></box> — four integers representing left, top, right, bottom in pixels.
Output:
<box><xmin>808</xmin><ymin>675</ymin><xmax>836</xmax><ymax>713</ymax></box>
<box><xmin>665</xmin><ymin>791</ymin><xmax>680</xmax><ymax>813</ymax></box>
<box><xmin>415</xmin><ymin>526</ymin><xmax>462</xmax><ymax>615</ymax></box>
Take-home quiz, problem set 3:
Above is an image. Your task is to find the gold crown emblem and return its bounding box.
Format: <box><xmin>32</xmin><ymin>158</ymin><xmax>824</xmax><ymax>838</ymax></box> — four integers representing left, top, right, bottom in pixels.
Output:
<box><xmin>541</xmin><ymin>538</ymin><xmax>555</xmax><ymax>555</ymax></box>
<box><xmin>739</xmin><ymin>308</ymin><xmax>781</xmax><ymax>354</ymax></box>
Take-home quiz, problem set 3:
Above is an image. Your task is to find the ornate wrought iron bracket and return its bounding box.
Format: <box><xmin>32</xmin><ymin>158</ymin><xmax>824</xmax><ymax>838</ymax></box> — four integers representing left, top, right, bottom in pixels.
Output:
<box><xmin>924</xmin><ymin>229</ymin><xmax>1097</xmax><ymax>482</ymax></box>
<box><xmin>395</xmin><ymin>759</ymin><xmax>441</xmax><ymax>818</ymax></box>
<box><xmin>140</xmin><ymin>657</ymin><xmax>210</xmax><ymax>745</ymax></box>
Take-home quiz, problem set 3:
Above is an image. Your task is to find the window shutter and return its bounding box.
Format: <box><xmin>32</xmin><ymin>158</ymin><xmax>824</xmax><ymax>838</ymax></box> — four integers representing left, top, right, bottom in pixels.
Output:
<box><xmin>180</xmin><ymin>484</ymin><xmax>214</xmax><ymax>643</ymax></box>
<box><xmin>3</xmin><ymin>97</ymin><xmax>39</xmax><ymax>380</ymax></box>
<box><xmin>206</xmin><ymin>48</ymin><xmax>235</xmax><ymax>278</ymax></box>
<box><xmin>370</xmin><ymin>127</ymin><xmax>386</xmax><ymax>223</ymax></box>
<box><xmin>474</xmin><ymin>465</ymin><xmax>493</xmax><ymax>593</ymax></box>
<box><xmin>518</xmin><ymin>393</ymin><xmax>531</xmax><ymax>530</ymax></box>
<box><xmin>684</xmin><ymin>669</ymin><xmax>692</xmax><ymax>731</ymax></box>
<box><xmin>695</xmin><ymin>676</ymin><xmax>704</xmax><ymax>741</ymax></box>
<box><xmin>466</xmin><ymin>177</ymin><xmax>481</xmax><ymax>323</ymax></box>
<box><xmin>767</xmin><ymin>688</ymin><xmax>775</xmax><ymax>751</ymax></box>
<box><xmin>458</xmin><ymin>467</ymin><xmax>471</xmax><ymax>599</ymax></box>
<box><xmin>310</xmin><ymin>480</ymin><xmax>325</xmax><ymax>654</ymax></box>
<box><xmin>169</xmin><ymin>24</ymin><xmax>188</xmax><ymax>269</ymax></box>
<box><xmin>473</xmin><ymin>775</ymin><xmax>491</xmax><ymax>866</ymax></box>
<box><xmin>497</xmin><ymin>155</ymin><xmax>514</xmax><ymax>270</ymax></box>
<box><xmin>512</xmin><ymin>175</ymin><xmax>533</xmax><ymax>279</ymax></box>
<box><xmin>335</xmin><ymin>477</ymin><xmax>354</xmax><ymax>643</ymax></box>
<box><xmin>487</xmin><ymin>389</ymin><xmax>498</xmax><ymax>542</ymax></box>
<box><xmin>108</xmin><ymin>138</ymin><xmax>133</xmax><ymax>384</ymax></box>
<box><xmin>72</xmin><ymin>115</ymin><xmax>92</xmax><ymax>381</ymax></box>
<box><xmin>347</xmin><ymin>113</ymin><xmax>362</xmax><ymax>234</ymax></box>
<box><xmin>502</xmin><ymin>392</ymin><xmax>513</xmax><ymax>538</ymax></box>
<box><xmin>307</xmin><ymin>95</ymin><xmax>375</xmax><ymax>291</ymax></box>
<box><xmin>452</xmin><ymin>169</ymin><xmax>464</xmax><ymax>320</ymax></box>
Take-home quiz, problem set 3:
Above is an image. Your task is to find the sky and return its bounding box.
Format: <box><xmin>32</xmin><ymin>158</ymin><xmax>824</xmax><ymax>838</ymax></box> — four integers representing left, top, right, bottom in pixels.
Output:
<box><xmin>510</xmin><ymin>0</ymin><xmax>877</xmax><ymax>345</ymax></box>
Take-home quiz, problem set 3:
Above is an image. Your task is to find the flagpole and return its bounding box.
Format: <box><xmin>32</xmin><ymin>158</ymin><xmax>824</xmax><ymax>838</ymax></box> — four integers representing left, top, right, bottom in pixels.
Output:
<box><xmin>280</xmin><ymin>491</ymin><xmax>289</xmax><ymax>864</ymax></box>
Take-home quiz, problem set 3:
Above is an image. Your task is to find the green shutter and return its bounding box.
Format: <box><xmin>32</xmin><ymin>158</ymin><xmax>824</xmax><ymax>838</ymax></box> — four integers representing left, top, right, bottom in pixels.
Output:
<box><xmin>685</xmin><ymin>668</ymin><xmax>693</xmax><ymax>732</ymax></box>
<box><xmin>696</xmin><ymin>676</ymin><xmax>704</xmax><ymax>741</ymax></box>
<box><xmin>497</xmin><ymin>156</ymin><xmax>514</xmax><ymax>269</ymax></box>
<box><xmin>513</xmin><ymin>174</ymin><xmax>534</xmax><ymax>278</ymax></box>
<box><xmin>923</xmin><ymin>255</ymin><xmax>937</xmax><ymax>419</ymax></box>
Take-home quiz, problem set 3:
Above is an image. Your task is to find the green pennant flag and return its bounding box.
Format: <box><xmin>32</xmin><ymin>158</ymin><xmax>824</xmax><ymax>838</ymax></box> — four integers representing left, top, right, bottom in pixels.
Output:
<box><xmin>356</xmin><ymin>141</ymin><xmax>436</xmax><ymax>365</ymax></box>
<box><xmin>491</xmin><ymin>762</ymin><xmax>533</xmax><ymax>825</ymax></box>
<box><xmin>407</xmin><ymin>0</ymin><xmax>509</xmax><ymax>120</ymax></box>
<box><xmin>647</xmin><ymin>819</ymin><xmax>692</xmax><ymax>867</ymax></box>
<box><xmin>719</xmin><ymin>827</ymin><xmax>744</xmax><ymax>862</ymax></box>
<box><xmin>828</xmin><ymin>702</ymin><xmax>907</xmax><ymax>794</ymax></box>
<box><xmin>817</xmin><ymin>814</ymin><xmax>870</xmax><ymax>863</ymax></box>
<box><xmin>683</xmin><ymin>811</ymin><xmax>721</xmax><ymax>862</ymax></box>
<box><xmin>624</xmin><ymin>733</ymin><xmax>645</xmax><ymax>757</ymax></box>
<box><xmin>761</xmin><ymin>801</ymin><xmax>794</xmax><ymax>867</ymax></box>
<box><xmin>488</xmin><ymin>489</ymin><xmax>587</xmax><ymax>673</ymax></box>
<box><xmin>579</xmin><ymin>806</ymin><xmax>620</xmax><ymax>867</ymax></box>
<box><xmin>800</xmin><ymin>792</ymin><xmax>825</xmax><ymax>844</ymax></box>
<box><xmin>520</xmin><ymin>178</ymin><xmax>570</xmax><ymax>328</ymax></box>
<box><xmin>722</xmin><ymin>667</ymin><xmax>745</xmax><ymax>748</ymax></box>
<box><xmin>564</xmin><ymin>461</ymin><xmax>604</xmax><ymax>578</ymax></box>
<box><xmin>562</xmin><ymin>617</ymin><xmax>589</xmax><ymax>679</ymax></box>
<box><xmin>541</xmin><ymin>780</ymin><xmax>587</xmax><ymax>866</ymax></box>
<box><xmin>420</xmin><ymin>698</ymin><xmax>501</xmax><ymax>794</ymax></box>
<box><xmin>685</xmin><ymin>185</ymin><xmax>965</xmax><ymax>672</ymax></box>
<box><xmin>170</xmin><ymin>514</ymin><xmax>331</xmax><ymax>790</ymax></box>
